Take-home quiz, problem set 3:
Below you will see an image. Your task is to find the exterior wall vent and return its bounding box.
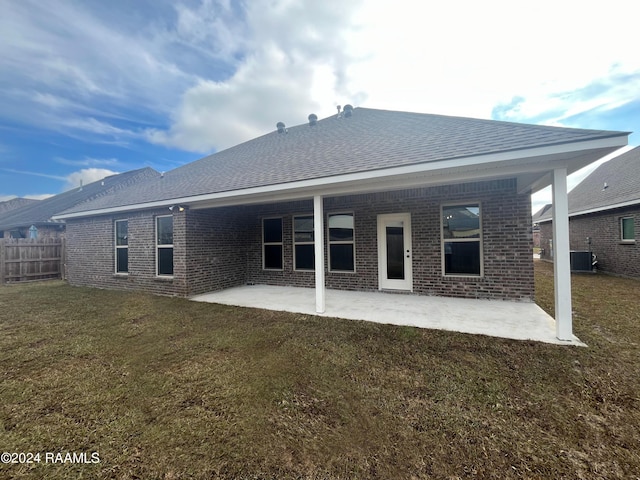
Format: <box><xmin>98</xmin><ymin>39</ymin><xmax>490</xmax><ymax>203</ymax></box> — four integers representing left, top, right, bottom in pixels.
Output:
<box><xmin>308</xmin><ymin>114</ymin><xmax>318</xmax><ymax>126</ymax></box>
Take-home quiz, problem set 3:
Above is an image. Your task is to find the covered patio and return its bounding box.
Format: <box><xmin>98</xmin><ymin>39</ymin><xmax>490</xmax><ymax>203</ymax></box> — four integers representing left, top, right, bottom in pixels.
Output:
<box><xmin>191</xmin><ymin>285</ymin><xmax>585</xmax><ymax>346</ymax></box>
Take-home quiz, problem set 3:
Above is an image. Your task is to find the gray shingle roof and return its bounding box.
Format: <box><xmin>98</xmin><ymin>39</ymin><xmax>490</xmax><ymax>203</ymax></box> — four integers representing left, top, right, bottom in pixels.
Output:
<box><xmin>60</xmin><ymin>107</ymin><xmax>628</xmax><ymax>215</ymax></box>
<box><xmin>0</xmin><ymin>197</ymin><xmax>39</xmax><ymax>215</ymax></box>
<box><xmin>538</xmin><ymin>146</ymin><xmax>640</xmax><ymax>221</ymax></box>
<box><xmin>532</xmin><ymin>204</ymin><xmax>552</xmax><ymax>223</ymax></box>
<box><xmin>0</xmin><ymin>168</ymin><xmax>159</xmax><ymax>230</ymax></box>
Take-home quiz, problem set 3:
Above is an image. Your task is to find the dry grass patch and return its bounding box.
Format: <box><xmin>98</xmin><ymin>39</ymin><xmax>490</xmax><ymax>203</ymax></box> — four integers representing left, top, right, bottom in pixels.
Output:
<box><xmin>1</xmin><ymin>264</ymin><xmax>639</xmax><ymax>479</ymax></box>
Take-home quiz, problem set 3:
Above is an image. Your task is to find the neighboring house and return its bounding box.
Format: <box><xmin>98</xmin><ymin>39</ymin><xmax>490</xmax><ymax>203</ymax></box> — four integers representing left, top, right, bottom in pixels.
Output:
<box><xmin>531</xmin><ymin>204</ymin><xmax>552</xmax><ymax>248</ymax></box>
<box><xmin>0</xmin><ymin>197</ymin><xmax>40</xmax><ymax>215</ymax></box>
<box><xmin>0</xmin><ymin>168</ymin><xmax>160</xmax><ymax>239</ymax></box>
<box><xmin>52</xmin><ymin>107</ymin><xmax>629</xmax><ymax>341</ymax></box>
<box><xmin>538</xmin><ymin>146</ymin><xmax>640</xmax><ymax>278</ymax></box>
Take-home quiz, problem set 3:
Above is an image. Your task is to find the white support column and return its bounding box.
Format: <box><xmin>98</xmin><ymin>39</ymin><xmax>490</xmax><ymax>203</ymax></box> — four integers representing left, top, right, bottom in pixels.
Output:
<box><xmin>313</xmin><ymin>195</ymin><xmax>325</xmax><ymax>313</ymax></box>
<box><xmin>552</xmin><ymin>168</ymin><xmax>573</xmax><ymax>341</ymax></box>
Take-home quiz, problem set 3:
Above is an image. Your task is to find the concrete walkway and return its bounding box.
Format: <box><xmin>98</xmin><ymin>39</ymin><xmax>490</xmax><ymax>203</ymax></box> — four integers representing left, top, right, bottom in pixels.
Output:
<box><xmin>191</xmin><ymin>285</ymin><xmax>585</xmax><ymax>346</ymax></box>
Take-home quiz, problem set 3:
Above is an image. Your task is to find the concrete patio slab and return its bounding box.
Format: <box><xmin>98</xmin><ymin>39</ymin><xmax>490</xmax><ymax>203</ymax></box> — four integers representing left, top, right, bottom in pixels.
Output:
<box><xmin>191</xmin><ymin>285</ymin><xmax>585</xmax><ymax>346</ymax></box>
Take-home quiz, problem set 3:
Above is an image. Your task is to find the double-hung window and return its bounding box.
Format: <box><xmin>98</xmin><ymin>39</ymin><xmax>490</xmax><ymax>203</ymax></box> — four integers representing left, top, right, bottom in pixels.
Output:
<box><xmin>621</xmin><ymin>217</ymin><xmax>635</xmax><ymax>242</ymax></box>
<box><xmin>293</xmin><ymin>215</ymin><xmax>314</xmax><ymax>271</ymax></box>
<box><xmin>157</xmin><ymin>215</ymin><xmax>174</xmax><ymax>276</ymax></box>
<box><xmin>442</xmin><ymin>204</ymin><xmax>482</xmax><ymax>276</ymax></box>
<box><xmin>115</xmin><ymin>220</ymin><xmax>128</xmax><ymax>274</ymax></box>
<box><xmin>263</xmin><ymin>218</ymin><xmax>283</xmax><ymax>270</ymax></box>
<box><xmin>328</xmin><ymin>213</ymin><xmax>355</xmax><ymax>272</ymax></box>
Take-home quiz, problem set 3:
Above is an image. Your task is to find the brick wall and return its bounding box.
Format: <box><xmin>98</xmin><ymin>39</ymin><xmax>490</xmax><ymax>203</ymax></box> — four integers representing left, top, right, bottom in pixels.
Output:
<box><xmin>66</xmin><ymin>208</ymin><xmax>188</xmax><ymax>296</ymax></box>
<box><xmin>66</xmin><ymin>179</ymin><xmax>535</xmax><ymax>301</ymax></box>
<box><xmin>243</xmin><ymin>179</ymin><xmax>534</xmax><ymax>301</ymax></box>
<box><xmin>539</xmin><ymin>206</ymin><xmax>640</xmax><ymax>278</ymax></box>
<box><xmin>184</xmin><ymin>208</ymin><xmax>249</xmax><ymax>296</ymax></box>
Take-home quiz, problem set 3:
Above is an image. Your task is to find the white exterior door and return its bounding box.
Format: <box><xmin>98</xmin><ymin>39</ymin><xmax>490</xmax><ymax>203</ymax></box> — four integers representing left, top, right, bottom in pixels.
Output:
<box><xmin>377</xmin><ymin>213</ymin><xmax>413</xmax><ymax>291</ymax></box>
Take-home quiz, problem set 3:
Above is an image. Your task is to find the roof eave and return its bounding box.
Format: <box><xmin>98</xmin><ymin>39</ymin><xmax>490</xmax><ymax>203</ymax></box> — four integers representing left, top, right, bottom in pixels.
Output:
<box><xmin>52</xmin><ymin>133</ymin><xmax>629</xmax><ymax>220</ymax></box>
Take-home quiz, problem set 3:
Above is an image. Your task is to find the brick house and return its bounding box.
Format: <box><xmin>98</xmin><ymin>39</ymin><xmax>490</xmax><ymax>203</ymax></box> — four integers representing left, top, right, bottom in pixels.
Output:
<box><xmin>53</xmin><ymin>107</ymin><xmax>629</xmax><ymax>340</ymax></box>
<box><xmin>538</xmin><ymin>146</ymin><xmax>639</xmax><ymax>278</ymax></box>
<box><xmin>0</xmin><ymin>168</ymin><xmax>160</xmax><ymax>240</ymax></box>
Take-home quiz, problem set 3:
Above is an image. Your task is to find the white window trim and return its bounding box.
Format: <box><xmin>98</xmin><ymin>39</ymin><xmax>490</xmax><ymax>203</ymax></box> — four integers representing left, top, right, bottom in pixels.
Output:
<box><xmin>441</xmin><ymin>202</ymin><xmax>484</xmax><ymax>278</ymax></box>
<box><xmin>114</xmin><ymin>219</ymin><xmax>128</xmax><ymax>275</ymax></box>
<box><xmin>262</xmin><ymin>217</ymin><xmax>284</xmax><ymax>271</ymax></box>
<box><xmin>156</xmin><ymin>215</ymin><xmax>174</xmax><ymax>277</ymax></box>
<box><xmin>293</xmin><ymin>213</ymin><xmax>315</xmax><ymax>271</ymax></box>
<box><xmin>620</xmin><ymin>216</ymin><xmax>636</xmax><ymax>243</ymax></box>
<box><xmin>327</xmin><ymin>211</ymin><xmax>356</xmax><ymax>273</ymax></box>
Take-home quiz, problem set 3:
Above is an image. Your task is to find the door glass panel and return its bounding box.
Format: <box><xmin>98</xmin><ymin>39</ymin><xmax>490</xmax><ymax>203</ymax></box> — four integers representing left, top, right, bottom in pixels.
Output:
<box><xmin>386</xmin><ymin>225</ymin><xmax>404</xmax><ymax>280</ymax></box>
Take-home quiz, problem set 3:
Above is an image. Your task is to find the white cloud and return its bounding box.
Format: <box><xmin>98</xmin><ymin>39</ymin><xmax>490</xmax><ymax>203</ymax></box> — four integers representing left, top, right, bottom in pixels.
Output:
<box><xmin>0</xmin><ymin>168</ymin><xmax>66</xmax><ymax>181</ymax></box>
<box><xmin>145</xmin><ymin>0</ymin><xmax>639</xmax><ymax>154</ymax></box>
<box><xmin>146</xmin><ymin>0</ymin><xmax>366</xmax><ymax>152</ymax></box>
<box><xmin>0</xmin><ymin>195</ymin><xmax>17</xmax><ymax>202</ymax></box>
<box><xmin>64</xmin><ymin>168</ymin><xmax>119</xmax><ymax>191</ymax></box>
<box><xmin>55</xmin><ymin>157</ymin><xmax>121</xmax><ymax>168</ymax></box>
<box><xmin>23</xmin><ymin>193</ymin><xmax>55</xmax><ymax>200</ymax></box>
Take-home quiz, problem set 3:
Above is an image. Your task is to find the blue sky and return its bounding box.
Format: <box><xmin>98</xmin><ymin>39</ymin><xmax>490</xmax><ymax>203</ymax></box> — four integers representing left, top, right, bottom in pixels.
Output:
<box><xmin>1</xmin><ymin>0</ymin><xmax>638</xmax><ymax>212</ymax></box>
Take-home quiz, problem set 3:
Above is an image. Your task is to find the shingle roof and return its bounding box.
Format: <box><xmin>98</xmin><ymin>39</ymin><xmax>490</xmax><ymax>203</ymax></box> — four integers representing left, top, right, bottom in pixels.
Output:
<box><xmin>532</xmin><ymin>204</ymin><xmax>552</xmax><ymax>223</ymax></box>
<box><xmin>0</xmin><ymin>167</ymin><xmax>159</xmax><ymax>230</ymax></box>
<box><xmin>0</xmin><ymin>197</ymin><xmax>39</xmax><ymax>215</ymax></box>
<box><xmin>60</xmin><ymin>107</ymin><xmax>628</xmax><ymax>215</ymax></box>
<box><xmin>538</xmin><ymin>146</ymin><xmax>640</xmax><ymax>221</ymax></box>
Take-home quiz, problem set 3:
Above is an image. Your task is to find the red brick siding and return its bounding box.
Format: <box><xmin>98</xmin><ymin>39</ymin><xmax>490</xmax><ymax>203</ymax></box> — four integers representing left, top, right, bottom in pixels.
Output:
<box><xmin>539</xmin><ymin>206</ymin><xmax>640</xmax><ymax>278</ymax></box>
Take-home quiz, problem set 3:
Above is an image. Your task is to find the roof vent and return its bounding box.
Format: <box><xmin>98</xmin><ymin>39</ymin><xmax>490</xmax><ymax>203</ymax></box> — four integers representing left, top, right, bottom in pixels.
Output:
<box><xmin>343</xmin><ymin>104</ymin><xmax>353</xmax><ymax>117</ymax></box>
<box><xmin>276</xmin><ymin>121</ymin><xmax>286</xmax><ymax>133</ymax></box>
<box><xmin>602</xmin><ymin>182</ymin><xmax>608</xmax><ymax>191</ymax></box>
<box><xmin>308</xmin><ymin>113</ymin><xmax>318</xmax><ymax>126</ymax></box>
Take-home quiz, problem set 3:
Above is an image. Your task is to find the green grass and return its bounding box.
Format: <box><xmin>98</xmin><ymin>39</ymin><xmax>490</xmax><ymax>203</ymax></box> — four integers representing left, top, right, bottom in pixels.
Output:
<box><xmin>1</xmin><ymin>262</ymin><xmax>639</xmax><ymax>479</ymax></box>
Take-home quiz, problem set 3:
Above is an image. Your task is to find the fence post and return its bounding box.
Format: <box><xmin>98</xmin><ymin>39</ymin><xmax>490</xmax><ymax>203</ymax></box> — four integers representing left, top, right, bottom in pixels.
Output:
<box><xmin>61</xmin><ymin>237</ymin><xmax>66</xmax><ymax>280</ymax></box>
<box><xmin>0</xmin><ymin>239</ymin><xmax>5</xmax><ymax>284</ymax></box>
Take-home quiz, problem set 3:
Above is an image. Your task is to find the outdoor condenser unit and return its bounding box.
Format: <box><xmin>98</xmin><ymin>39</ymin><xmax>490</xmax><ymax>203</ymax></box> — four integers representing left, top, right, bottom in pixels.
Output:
<box><xmin>570</xmin><ymin>251</ymin><xmax>593</xmax><ymax>272</ymax></box>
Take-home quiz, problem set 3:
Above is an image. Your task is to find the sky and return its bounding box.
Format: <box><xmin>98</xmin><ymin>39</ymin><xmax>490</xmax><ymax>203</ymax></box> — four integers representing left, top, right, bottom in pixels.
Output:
<box><xmin>1</xmin><ymin>0</ymin><xmax>638</xmax><ymax>213</ymax></box>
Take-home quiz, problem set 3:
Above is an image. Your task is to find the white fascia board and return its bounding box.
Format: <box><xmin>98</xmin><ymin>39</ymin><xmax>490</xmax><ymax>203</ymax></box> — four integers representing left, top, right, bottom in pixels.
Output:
<box><xmin>535</xmin><ymin>198</ymin><xmax>640</xmax><ymax>223</ymax></box>
<box><xmin>52</xmin><ymin>134</ymin><xmax>628</xmax><ymax>220</ymax></box>
<box><xmin>570</xmin><ymin>199</ymin><xmax>640</xmax><ymax>218</ymax></box>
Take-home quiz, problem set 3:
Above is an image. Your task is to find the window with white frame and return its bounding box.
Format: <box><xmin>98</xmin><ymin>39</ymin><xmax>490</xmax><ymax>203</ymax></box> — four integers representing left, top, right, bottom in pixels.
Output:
<box><xmin>328</xmin><ymin>213</ymin><xmax>355</xmax><ymax>272</ymax></box>
<box><xmin>263</xmin><ymin>217</ymin><xmax>283</xmax><ymax>270</ymax></box>
<box><xmin>621</xmin><ymin>217</ymin><xmax>635</xmax><ymax>242</ymax></box>
<box><xmin>293</xmin><ymin>215</ymin><xmax>314</xmax><ymax>271</ymax></box>
<box><xmin>442</xmin><ymin>204</ymin><xmax>482</xmax><ymax>276</ymax></box>
<box><xmin>156</xmin><ymin>215</ymin><xmax>174</xmax><ymax>276</ymax></box>
<box><xmin>115</xmin><ymin>220</ymin><xmax>128</xmax><ymax>274</ymax></box>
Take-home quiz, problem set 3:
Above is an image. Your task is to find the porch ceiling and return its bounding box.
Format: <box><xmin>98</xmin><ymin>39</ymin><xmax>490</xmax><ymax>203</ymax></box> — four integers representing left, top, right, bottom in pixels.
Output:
<box><xmin>191</xmin><ymin>285</ymin><xmax>585</xmax><ymax>346</ymax></box>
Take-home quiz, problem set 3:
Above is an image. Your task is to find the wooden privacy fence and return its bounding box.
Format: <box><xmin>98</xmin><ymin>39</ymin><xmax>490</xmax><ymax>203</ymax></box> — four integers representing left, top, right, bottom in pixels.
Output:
<box><xmin>0</xmin><ymin>238</ymin><xmax>65</xmax><ymax>284</ymax></box>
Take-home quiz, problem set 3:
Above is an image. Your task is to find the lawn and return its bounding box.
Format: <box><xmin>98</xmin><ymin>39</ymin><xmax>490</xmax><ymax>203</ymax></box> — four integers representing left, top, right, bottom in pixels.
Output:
<box><xmin>1</xmin><ymin>261</ymin><xmax>639</xmax><ymax>479</ymax></box>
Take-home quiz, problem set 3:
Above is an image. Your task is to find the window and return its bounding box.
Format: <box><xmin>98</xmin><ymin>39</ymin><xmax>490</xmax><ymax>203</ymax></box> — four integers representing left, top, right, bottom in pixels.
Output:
<box><xmin>156</xmin><ymin>215</ymin><xmax>174</xmax><ymax>276</ymax></box>
<box><xmin>263</xmin><ymin>218</ymin><xmax>283</xmax><ymax>270</ymax></box>
<box><xmin>621</xmin><ymin>217</ymin><xmax>635</xmax><ymax>242</ymax></box>
<box><xmin>115</xmin><ymin>220</ymin><xmax>128</xmax><ymax>274</ymax></box>
<box><xmin>328</xmin><ymin>213</ymin><xmax>355</xmax><ymax>272</ymax></box>
<box><xmin>293</xmin><ymin>215</ymin><xmax>314</xmax><ymax>271</ymax></box>
<box><xmin>442</xmin><ymin>204</ymin><xmax>482</xmax><ymax>276</ymax></box>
